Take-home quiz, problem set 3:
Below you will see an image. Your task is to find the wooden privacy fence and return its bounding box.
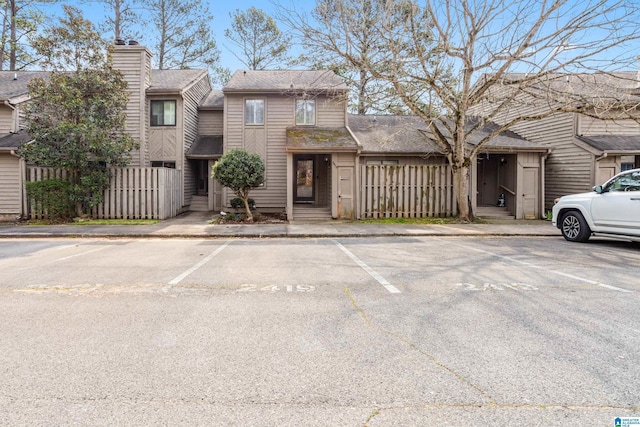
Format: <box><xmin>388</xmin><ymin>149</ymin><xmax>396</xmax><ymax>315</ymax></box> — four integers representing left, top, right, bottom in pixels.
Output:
<box><xmin>25</xmin><ymin>167</ymin><xmax>182</xmax><ymax>220</ymax></box>
<box><xmin>360</xmin><ymin>164</ymin><xmax>456</xmax><ymax>218</ymax></box>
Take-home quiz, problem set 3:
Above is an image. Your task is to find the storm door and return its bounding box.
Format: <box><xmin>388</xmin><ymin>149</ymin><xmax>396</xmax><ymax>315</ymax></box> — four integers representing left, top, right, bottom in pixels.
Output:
<box><xmin>294</xmin><ymin>155</ymin><xmax>315</xmax><ymax>202</ymax></box>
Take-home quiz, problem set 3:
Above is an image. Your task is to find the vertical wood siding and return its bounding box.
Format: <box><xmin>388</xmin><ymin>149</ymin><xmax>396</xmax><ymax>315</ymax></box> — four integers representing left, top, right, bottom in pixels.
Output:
<box><xmin>182</xmin><ymin>75</ymin><xmax>212</xmax><ymax>207</ymax></box>
<box><xmin>25</xmin><ymin>167</ymin><xmax>181</xmax><ymax>220</ymax></box>
<box><xmin>112</xmin><ymin>46</ymin><xmax>152</xmax><ymax>167</ymax></box>
<box><xmin>360</xmin><ymin>164</ymin><xmax>456</xmax><ymax>218</ymax></box>
<box><xmin>0</xmin><ymin>106</ymin><xmax>13</xmax><ymax>132</ymax></box>
<box><xmin>0</xmin><ymin>153</ymin><xmax>21</xmax><ymax>215</ymax></box>
<box><xmin>223</xmin><ymin>92</ymin><xmax>347</xmax><ymax>210</ymax></box>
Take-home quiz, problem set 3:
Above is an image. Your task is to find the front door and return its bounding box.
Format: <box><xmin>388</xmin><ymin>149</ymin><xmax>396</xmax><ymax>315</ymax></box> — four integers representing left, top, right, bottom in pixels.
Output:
<box><xmin>196</xmin><ymin>160</ymin><xmax>208</xmax><ymax>196</ymax></box>
<box><xmin>522</xmin><ymin>167</ymin><xmax>539</xmax><ymax>219</ymax></box>
<box><xmin>294</xmin><ymin>155</ymin><xmax>315</xmax><ymax>202</ymax></box>
<box><xmin>338</xmin><ymin>166</ymin><xmax>354</xmax><ymax>219</ymax></box>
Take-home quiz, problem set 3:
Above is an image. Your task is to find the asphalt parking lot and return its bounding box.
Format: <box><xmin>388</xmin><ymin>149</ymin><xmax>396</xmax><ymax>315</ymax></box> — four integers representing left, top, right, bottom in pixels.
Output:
<box><xmin>0</xmin><ymin>236</ymin><xmax>638</xmax><ymax>426</ymax></box>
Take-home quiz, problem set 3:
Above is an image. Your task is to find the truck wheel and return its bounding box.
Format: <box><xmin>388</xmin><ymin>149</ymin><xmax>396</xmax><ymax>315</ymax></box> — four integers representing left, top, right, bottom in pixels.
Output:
<box><xmin>560</xmin><ymin>211</ymin><xmax>591</xmax><ymax>242</ymax></box>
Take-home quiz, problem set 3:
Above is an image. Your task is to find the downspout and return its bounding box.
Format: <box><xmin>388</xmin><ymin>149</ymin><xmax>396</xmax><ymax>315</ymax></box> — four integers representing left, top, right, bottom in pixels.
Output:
<box><xmin>541</xmin><ymin>149</ymin><xmax>550</xmax><ymax>219</ymax></box>
<box><xmin>595</xmin><ymin>152</ymin><xmax>608</xmax><ymax>162</ymax></box>
<box><xmin>346</xmin><ymin>126</ymin><xmax>362</xmax><ymax>220</ymax></box>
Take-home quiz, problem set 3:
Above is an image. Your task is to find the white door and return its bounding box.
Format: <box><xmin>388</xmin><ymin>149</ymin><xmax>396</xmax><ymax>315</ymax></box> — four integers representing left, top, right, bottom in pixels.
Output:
<box><xmin>338</xmin><ymin>166</ymin><xmax>354</xmax><ymax>219</ymax></box>
<box><xmin>522</xmin><ymin>168</ymin><xmax>539</xmax><ymax>219</ymax></box>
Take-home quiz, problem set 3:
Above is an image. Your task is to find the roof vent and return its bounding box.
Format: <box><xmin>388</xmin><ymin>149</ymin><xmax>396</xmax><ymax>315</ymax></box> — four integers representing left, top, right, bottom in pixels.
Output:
<box><xmin>115</xmin><ymin>39</ymin><xmax>126</xmax><ymax>45</ymax></box>
<box><xmin>128</xmin><ymin>40</ymin><xmax>139</xmax><ymax>46</ymax></box>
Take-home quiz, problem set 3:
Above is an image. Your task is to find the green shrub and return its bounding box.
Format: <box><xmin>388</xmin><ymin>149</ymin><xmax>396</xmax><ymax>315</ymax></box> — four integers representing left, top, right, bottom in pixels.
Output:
<box><xmin>230</xmin><ymin>197</ymin><xmax>255</xmax><ymax>211</ymax></box>
<box><xmin>25</xmin><ymin>179</ymin><xmax>74</xmax><ymax>220</ymax></box>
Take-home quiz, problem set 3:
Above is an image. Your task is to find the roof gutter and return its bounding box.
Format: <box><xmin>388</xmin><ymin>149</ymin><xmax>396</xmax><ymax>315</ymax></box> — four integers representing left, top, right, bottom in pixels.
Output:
<box><xmin>596</xmin><ymin>150</ymin><xmax>640</xmax><ymax>161</ymax></box>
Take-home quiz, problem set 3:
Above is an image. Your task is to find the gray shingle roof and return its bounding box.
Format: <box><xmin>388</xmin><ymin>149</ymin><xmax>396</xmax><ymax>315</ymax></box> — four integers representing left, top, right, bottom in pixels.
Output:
<box><xmin>149</xmin><ymin>69</ymin><xmax>209</xmax><ymax>93</ymax></box>
<box><xmin>2</xmin><ymin>69</ymin><xmax>207</xmax><ymax>100</ymax></box>
<box><xmin>286</xmin><ymin>127</ymin><xmax>357</xmax><ymax>152</ymax></box>
<box><xmin>187</xmin><ymin>135</ymin><xmax>223</xmax><ymax>159</ymax></box>
<box><xmin>200</xmin><ymin>90</ymin><xmax>224</xmax><ymax>109</ymax></box>
<box><xmin>0</xmin><ymin>71</ymin><xmax>48</xmax><ymax>101</ymax></box>
<box><xmin>224</xmin><ymin>70</ymin><xmax>348</xmax><ymax>93</ymax></box>
<box><xmin>500</xmin><ymin>72</ymin><xmax>640</xmax><ymax>103</ymax></box>
<box><xmin>0</xmin><ymin>131</ymin><xmax>31</xmax><ymax>149</ymax></box>
<box><xmin>349</xmin><ymin>114</ymin><xmax>545</xmax><ymax>154</ymax></box>
<box><xmin>578</xmin><ymin>135</ymin><xmax>640</xmax><ymax>152</ymax></box>
<box><xmin>348</xmin><ymin>114</ymin><xmax>443</xmax><ymax>154</ymax></box>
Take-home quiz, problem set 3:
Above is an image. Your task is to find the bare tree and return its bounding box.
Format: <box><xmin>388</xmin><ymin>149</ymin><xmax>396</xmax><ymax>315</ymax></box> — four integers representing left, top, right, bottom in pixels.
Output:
<box><xmin>81</xmin><ymin>0</ymin><xmax>142</xmax><ymax>42</ymax></box>
<box><xmin>279</xmin><ymin>0</ymin><xmax>417</xmax><ymax>115</ymax></box>
<box><xmin>225</xmin><ymin>6</ymin><xmax>290</xmax><ymax>70</ymax></box>
<box><xmin>143</xmin><ymin>0</ymin><xmax>220</xmax><ymax>71</ymax></box>
<box><xmin>283</xmin><ymin>0</ymin><xmax>640</xmax><ymax>221</ymax></box>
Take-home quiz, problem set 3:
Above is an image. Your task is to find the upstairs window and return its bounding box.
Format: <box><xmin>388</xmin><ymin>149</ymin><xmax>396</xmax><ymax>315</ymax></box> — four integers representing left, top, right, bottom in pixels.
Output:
<box><xmin>151</xmin><ymin>100</ymin><xmax>176</xmax><ymax>126</ymax></box>
<box><xmin>296</xmin><ymin>99</ymin><xmax>315</xmax><ymax>126</ymax></box>
<box><xmin>245</xmin><ymin>99</ymin><xmax>264</xmax><ymax>125</ymax></box>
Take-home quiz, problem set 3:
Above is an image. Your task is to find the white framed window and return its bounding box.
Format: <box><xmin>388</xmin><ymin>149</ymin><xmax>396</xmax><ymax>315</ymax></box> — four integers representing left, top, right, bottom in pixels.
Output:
<box><xmin>245</xmin><ymin>99</ymin><xmax>265</xmax><ymax>125</ymax></box>
<box><xmin>295</xmin><ymin>99</ymin><xmax>316</xmax><ymax>126</ymax></box>
<box><xmin>150</xmin><ymin>100</ymin><xmax>176</xmax><ymax>126</ymax></box>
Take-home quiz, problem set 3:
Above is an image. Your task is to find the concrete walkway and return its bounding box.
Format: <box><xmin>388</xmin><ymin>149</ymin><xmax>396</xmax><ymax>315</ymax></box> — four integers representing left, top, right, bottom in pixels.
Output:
<box><xmin>0</xmin><ymin>211</ymin><xmax>560</xmax><ymax>239</ymax></box>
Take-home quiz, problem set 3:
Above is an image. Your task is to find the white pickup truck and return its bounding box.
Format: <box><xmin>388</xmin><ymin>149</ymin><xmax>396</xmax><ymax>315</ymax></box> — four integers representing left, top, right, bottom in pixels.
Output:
<box><xmin>552</xmin><ymin>168</ymin><xmax>640</xmax><ymax>242</ymax></box>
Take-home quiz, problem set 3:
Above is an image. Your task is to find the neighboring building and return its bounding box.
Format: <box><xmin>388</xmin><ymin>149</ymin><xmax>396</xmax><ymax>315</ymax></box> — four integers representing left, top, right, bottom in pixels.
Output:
<box><xmin>0</xmin><ymin>71</ymin><xmax>47</xmax><ymax>220</ymax></box>
<box><xmin>112</xmin><ymin>43</ymin><xmax>212</xmax><ymax>209</ymax></box>
<box><xmin>348</xmin><ymin>114</ymin><xmax>550</xmax><ymax>219</ymax></box>
<box><xmin>0</xmin><ymin>42</ymin><xmax>552</xmax><ymax>220</ymax></box>
<box><xmin>223</xmin><ymin>70</ymin><xmax>358</xmax><ymax>220</ymax></box>
<box><xmin>472</xmin><ymin>72</ymin><xmax>640</xmax><ymax>209</ymax></box>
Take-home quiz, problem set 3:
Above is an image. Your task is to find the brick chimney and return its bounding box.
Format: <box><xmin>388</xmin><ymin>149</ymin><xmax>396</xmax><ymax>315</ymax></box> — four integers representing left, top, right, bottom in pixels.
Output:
<box><xmin>111</xmin><ymin>41</ymin><xmax>153</xmax><ymax>167</ymax></box>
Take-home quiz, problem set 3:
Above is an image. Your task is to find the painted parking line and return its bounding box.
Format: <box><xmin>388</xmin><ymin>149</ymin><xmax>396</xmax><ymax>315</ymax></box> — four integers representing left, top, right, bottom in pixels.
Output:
<box><xmin>448</xmin><ymin>240</ymin><xmax>633</xmax><ymax>293</ymax></box>
<box><xmin>332</xmin><ymin>240</ymin><xmax>400</xmax><ymax>294</ymax></box>
<box><xmin>168</xmin><ymin>241</ymin><xmax>231</xmax><ymax>285</ymax></box>
<box><xmin>57</xmin><ymin>246</ymin><xmax>108</xmax><ymax>261</ymax></box>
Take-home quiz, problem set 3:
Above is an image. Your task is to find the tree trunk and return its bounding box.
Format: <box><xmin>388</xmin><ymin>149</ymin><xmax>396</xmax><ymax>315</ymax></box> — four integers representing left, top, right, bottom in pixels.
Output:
<box><xmin>453</xmin><ymin>163</ymin><xmax>473</xmax><ymax>222</ymax></box>
<box><xmin>9</xmin><ymin>0</ymin><xmax>17</xmax><ymax>70</ymax></box>
<box><xmin>242</xmin><ymin>196</ymin><xmax>253</xmax><ymax>222</ymax></box>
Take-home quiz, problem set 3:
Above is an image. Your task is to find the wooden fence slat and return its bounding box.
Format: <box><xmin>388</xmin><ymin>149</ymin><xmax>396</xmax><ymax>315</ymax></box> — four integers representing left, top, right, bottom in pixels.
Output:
<box><xmin>24</xmin><ymin>166</ymin><xmax>181</xmax><ymax>220</ymax></box>
<box><xmin>359</xmin><ymin>164</ymin><xmax>454</xmax><ymax>219</ymax></box>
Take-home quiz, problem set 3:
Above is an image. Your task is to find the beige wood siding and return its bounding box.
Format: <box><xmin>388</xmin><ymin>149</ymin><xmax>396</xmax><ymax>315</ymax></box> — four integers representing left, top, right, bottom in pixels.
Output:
<box><xmin>578</xmin><ymin>116</ymin><xmax>640</xmax><ymax>135</ymax></box>
<box><xmin>112</xmin><ymin>45</ymin><xmax>152</xmax><ymax>167</ymax></box>
<box><xmin>363</xmin><ymin>155</ymin><xmax>446</xmax><ymax>165</ymax></box>
<box><xmin>198</xmin><ymin>110</ymin><xmax>223</xmax><ymax>134</ymax></box>
<box><xmin>149</xmin><ymin>128</ymin><xmax>178</xmax><ymax>160</ymax></box>
<box><xmin>316</xmin><ymin>94</ymin><xmax>346</xmax><ymax>127</ymax></box>
<box><xmin>224</xmin><ymin>94</ymin><xmax>286</xmax><ymax>209</ymax></box>
<box><xmin>512</xmin><ymin>113</ymin><xmax>595</xmax><ymax>207</ymax></box>
<box><xmin>181</xmin><ymin>75</ymin><xmax>211</xmax><ymax>206</ymax></box>
<box><xmin>0</xmin><ymin>153</ymin><xmax>21</xmax><ymax>215</ymax></box>
<box><xmin>491</xmin><ymin>101</ymin><xmax>594</xmax><ymax>208</ymax></box>
<box><xmin>0</xmin><ymin>106</ymin><xmax>13</xmax><ymax>132</ymax></box>
<box><xmin>223</xmin><ymin>91</ymin><xmax>347</xmax><ymax>210</ymax></box>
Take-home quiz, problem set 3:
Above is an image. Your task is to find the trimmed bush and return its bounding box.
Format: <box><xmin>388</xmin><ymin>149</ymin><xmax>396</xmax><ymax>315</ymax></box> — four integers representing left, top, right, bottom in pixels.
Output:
<box><xmin>25</xmin><ymin>179</ymin><xmax>74</xmax><ymax>220</ymax></box>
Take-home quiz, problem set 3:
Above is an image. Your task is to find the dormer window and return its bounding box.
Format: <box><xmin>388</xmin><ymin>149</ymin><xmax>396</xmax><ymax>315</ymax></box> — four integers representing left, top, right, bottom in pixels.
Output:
<box><xmin>151</xmin><ymin>100</ymin><xmax>176</xmax><ymax>126</ymax></box>
<box><xmin>296</xmin><ymin>99</ymin><xmax>315</xmax><ymax>126</ymax></box>
<box><xmin>245</xmin><ymin>99</ymin><xmax>264</xmax><ymax>125</ymax></box>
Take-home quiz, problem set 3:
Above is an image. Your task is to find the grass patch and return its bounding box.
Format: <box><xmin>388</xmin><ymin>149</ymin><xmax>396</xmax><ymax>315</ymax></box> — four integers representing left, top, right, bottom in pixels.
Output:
<box><xmin>73</xmin><ymin>219</ymin><xmax>160</xmax><ymax>225</ymax></box>
<box><xmin>357</xmin><ymin>217</ymin><xmax>459</xmax><ymax>224</ymax></box>
<box><xmin>27</xmin><ymin>219</ymin><xmax>159</xmax><ymax>226</ymax></box>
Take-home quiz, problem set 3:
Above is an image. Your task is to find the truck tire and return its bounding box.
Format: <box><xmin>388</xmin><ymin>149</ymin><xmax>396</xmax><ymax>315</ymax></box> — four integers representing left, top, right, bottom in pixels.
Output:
<box><xmin>560</xmin><ymin>211</ymin><xmax>591</xmax><ymax>242</ymax></box>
